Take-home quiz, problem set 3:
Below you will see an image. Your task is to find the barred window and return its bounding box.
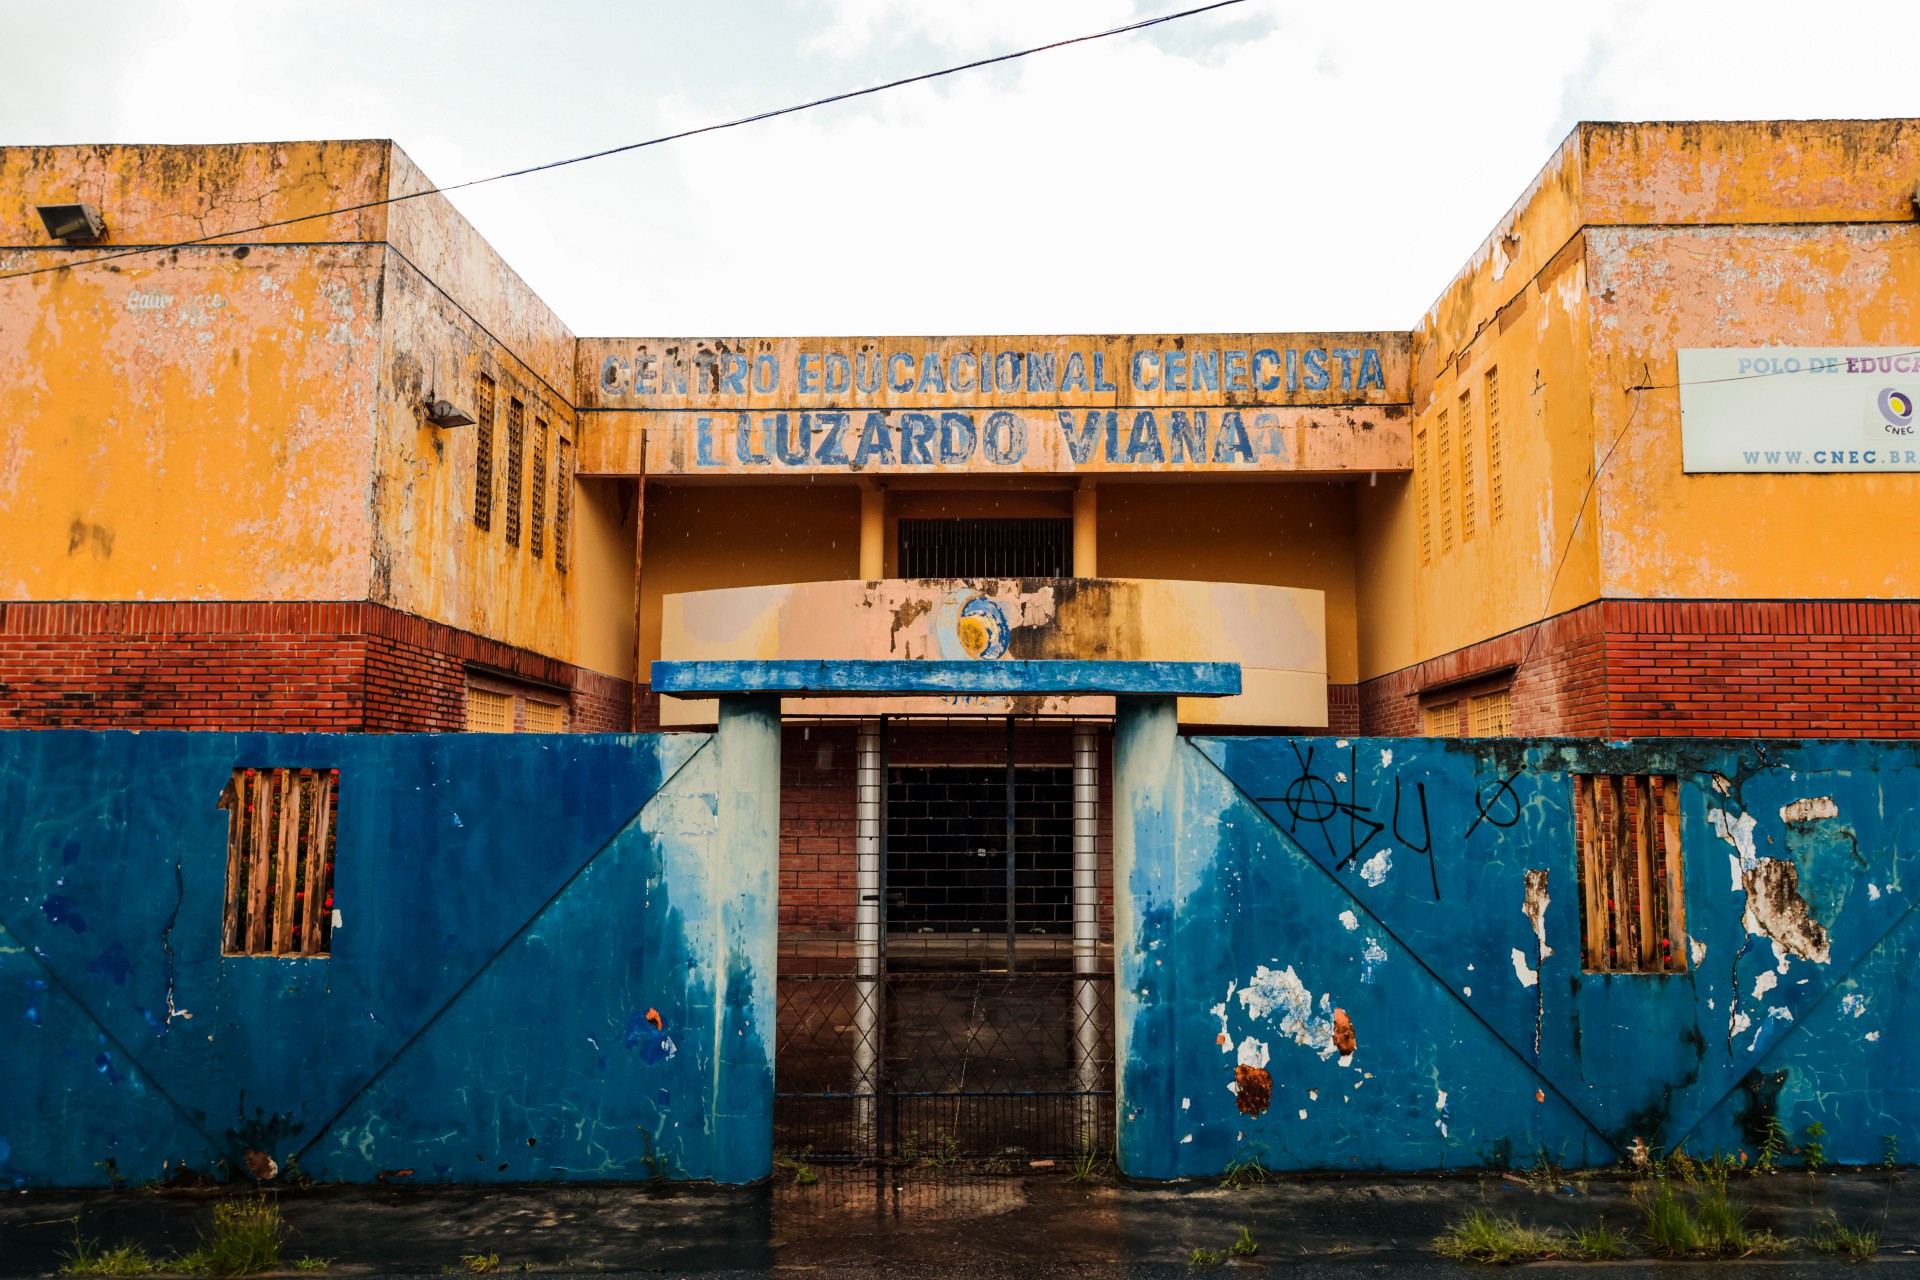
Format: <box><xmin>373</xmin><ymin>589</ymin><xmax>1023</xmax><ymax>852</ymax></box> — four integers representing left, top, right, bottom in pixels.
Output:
<box><xmin>553</xmin><ymin>437</ymin><xmax>572</xmax><ymax>573</ymax></box>
<box><xmin>1574</xmin><ymin>774</ymin><xmax>1687</xmax><ymax>974</ymax></box>
<box><xmin>1423</xmin><ymin>701</ymin><xmax>1460</xmax><ymax>738</ymax></box>
<box><xmin>531</xmin><ymin>417</ymin><xmax>549</xmax><ymax>559</ymax></box>
<box><xmin>218</xmin><ymin>768</ymin><xmax>338</xmax><ymax>957</ymax></box>
<box><xmin>1469</xmin><ymin>689</ymin><xmax>1512</xmax><ymax>735</ymax></box>
<box><xmin>1486</xmin><ymin>367</ymin><xmax>1504</xmax><ymax>524</ymax></box>
<box><xmin>473</xmin><ymin>375</ymin><xmax>495</xmax><ymax>531</ymax></box>
<box><xmin>505</xmin><ymin>396</ymin><xmax>526</xmax><ymax>548</ymax></box>
<box><xmin>467</xmin><ymin>687</ymin><xmax>512</xmax><ymax>733</ymax></box>
<box><xmin>524</xmin><ymin>698</ymin><xmax>567</xmax><ymax>732</ymax></box>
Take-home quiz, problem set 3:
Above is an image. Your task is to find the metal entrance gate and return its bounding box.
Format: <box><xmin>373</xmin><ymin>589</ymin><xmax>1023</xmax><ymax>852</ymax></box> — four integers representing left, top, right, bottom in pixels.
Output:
<box><xmin>775</xmin><ymin>720</ymin><xmax>1114</xmax><ymax>1163</ymax></box>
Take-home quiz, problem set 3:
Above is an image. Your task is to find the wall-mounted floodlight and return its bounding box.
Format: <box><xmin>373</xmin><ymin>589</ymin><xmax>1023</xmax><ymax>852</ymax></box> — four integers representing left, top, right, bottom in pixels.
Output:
<box><xmin>36</xmin><ymin>203</ymin><xmax>107</xmax><ymax>241</ymax></box>
<box><xmin>423</xmin><ymin>398</ymin><xmax>475</xmax><ymax>428</ymax></box>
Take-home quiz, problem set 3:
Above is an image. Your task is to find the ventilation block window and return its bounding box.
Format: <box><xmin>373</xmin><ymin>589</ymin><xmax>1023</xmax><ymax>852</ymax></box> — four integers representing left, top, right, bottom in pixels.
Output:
<box><xmin>505</xmin><ymin>396</ymin><xmax>526</xmax><ymax>548</ymax></box>
<box><xmin>530</xmin><ymin>416</ymin><xmax>549</xmax><ymax>559</ymax></box>
<box><xmin>1458</xmin><ymin>387</ymin><xmax>1476</xmax><ymax>543</ymax></box>
<box><xmin>1437</xmin><ymin>407</ymin><xmax>1455</xmax><ymax>553</ymax></box>
<box><xmin>1574</xmin><ymin>774</ymin><xmax>1687</xmax><ymax>974</ymax></box>
<box><xmin>1416</xmin><ymin>427</ymin><xmax>1432</xmax><ymax>565</ymax></box>
<box><xmin>1469</xmin><ymin>689</ymin><xmax>1512</xmax><ymax>736</ymax></box>
<box><xmin>218</xmin><ymin>768</ymin><xmax>338</xmax><ymax>957</ymax></box>
<box><xmin>467</xmin><ymin>686</ymin><xmax>513</xmax><ymax>733</ymax></box>
<box><xmin>1485</xmin><ymin>366</ymin><xmax>1504</xmax><ymax>524</ymax></box>
<box><xmin>1423</xmin><ymin>701</ymin><xmax>1460</xmax><ymax>737</ymax></box>
<box><xmin>552</xmin><ymin>437</ymin><xmax>572</xmax><ymax>573</ymax></box>
<box><xmin>524</xmin><ymin>698</ymin><xmax>567</xmax><ymax>733</ymax></box>
<box><xmin>473</xmin><ymin>374</ymin><xmax>495</xmax><ymax>531</ymax></box>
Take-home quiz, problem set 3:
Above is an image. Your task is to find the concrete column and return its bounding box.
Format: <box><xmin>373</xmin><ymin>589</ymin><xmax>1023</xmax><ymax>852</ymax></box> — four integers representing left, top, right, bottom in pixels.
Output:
<box><xmin>1071</xmin><ymin>722</ymin><xmax>1103</xmax><ymax>1147</ymax></box>
<box><xmin>1072</xmin><ymin>483</ymin><xmax>1097</xmax><ymax>577</ymax></box>
<box><xmin>1111</xmin><ymin>695</ymin><xmax>1178</xmax><ymax>1177</ymax></box>
<box><xmin>852</xmin><ymin>719</ymin><xmax>884</xmax><ymax>1145</ymax></box>
<box><xmin>859</xmin><ymin>486</ymin><xmax>886</xmax><ymax>580</ymax></box>
<box><xmin>630</xmin><ymin>478</ymin><xmax>648</xmax><ymax>731</ymax></box>
<box><xmin>713</xmin><ymin>693</ymin><xmax>781</xmax><ymax>1183</ymax></box>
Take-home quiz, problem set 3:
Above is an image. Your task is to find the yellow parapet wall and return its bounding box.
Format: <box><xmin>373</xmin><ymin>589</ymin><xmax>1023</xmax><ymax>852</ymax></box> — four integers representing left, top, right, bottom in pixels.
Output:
<box><xmin>659</xmin><ymin>577</ymin><xmax>1326</xmax><ymax>728</ymax></box>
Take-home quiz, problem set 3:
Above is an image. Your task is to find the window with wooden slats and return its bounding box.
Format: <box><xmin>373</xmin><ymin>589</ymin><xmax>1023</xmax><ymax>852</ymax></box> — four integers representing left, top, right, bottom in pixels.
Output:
<box><xmin>467</xmin><ymin>687</ymin><xmax>513</xmax><ymax>733</ymax></box>
<box><xmin>1486</xmin><ymin>367</ymin><xmax>1504</xmax><ymax>524</ymax></box>
<box><xmin>1437</xmin><ymin>407</ymin><xmax>1455</xmax><ymax>553</ymax></box>
<box><xmin>553</xmin><ymin>437</ymin><xmax>572</xmax><ymax>573</ymax></box>
<box><xmin>218</xmin><ymin>768</ymin><xmax>338</xmax><ymax>957</ymax></box>
<box><xmin>1416</xmin><ymin>428</ymin><xmax>1433</xmax><ymax>565</ymax></box>
<box><xmin>530</xmin><ymin>417</ymin><xmax>549</xmax><ymax>559</ymax></box>
<box><xmin>473</xmin><ymin>375</ymin><xmax>495</xmax><ymax>531</ymax></box>
<box><xmin>1469</xmin><ymin>689</ymin><xmax>1512</xmax><ymax>735</ymax></box>
<box><xmin>524</xmin><ymin>699</ymin><xmax>567</xmax><ymax>732</ymax></box>
<box><xmin>1423</xmin><ymin>702</ymin><xmax>1460</xmax><ymax>737</ymax></box>
<box><xmin>1574</xmin><ymin>774</ymin><xmax>1687</xmax><ymax>974</ymax></box>
<box><xmin>505</xmin><ymin>397</ymin><xmax>526</xmax><ymax>548</ymax></box>
<box><xmin>1458</xmin><ymin>387</ymin><xmax>1476</xmax><ymax>542</ymax></box>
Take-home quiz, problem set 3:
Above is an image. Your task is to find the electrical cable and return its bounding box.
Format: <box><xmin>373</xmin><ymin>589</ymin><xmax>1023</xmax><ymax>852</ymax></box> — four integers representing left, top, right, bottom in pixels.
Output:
<box><xmin>0</xmin><ymin>0</ymin><xmax>1250</xmax><ymax>283</ymax></box>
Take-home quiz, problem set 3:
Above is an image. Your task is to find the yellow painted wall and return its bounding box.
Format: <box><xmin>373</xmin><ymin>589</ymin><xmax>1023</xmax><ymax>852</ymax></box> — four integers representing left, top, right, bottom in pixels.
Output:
<box><xmin>637</xmin><ymin>484</ymin><xmax>860</xmax><ymax>670</ymax></box>
<box><xmin>1097</xmin><ymin>482</ymin><xmax>1358</xmax><ymax>686</ymax></box>
<box><xmin>0</xmin><ymin>143</ymin><xmax>392</xmax><ymax>603</ymax></box>
<box><xmin>573</xmin><ymin>478</ymin><xmax>638</xmax><ymax>680</ymax></box>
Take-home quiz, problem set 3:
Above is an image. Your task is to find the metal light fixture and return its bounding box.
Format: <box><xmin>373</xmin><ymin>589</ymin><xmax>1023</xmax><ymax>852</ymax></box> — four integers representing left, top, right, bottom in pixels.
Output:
<box><xmin>423</xmin><ymin>397</ymin><xmax>475</xmax><ymax>428</ymax></box>
<box><xmin>36</xmin><ymin>203</ymin><xmax>107</xmax><ymax>241</ymax></box>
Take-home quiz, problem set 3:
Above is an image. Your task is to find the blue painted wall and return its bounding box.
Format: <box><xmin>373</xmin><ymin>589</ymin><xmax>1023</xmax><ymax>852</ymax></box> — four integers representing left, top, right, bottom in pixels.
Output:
<box><xmin>1115</xmin><ymin>717</ymin><xmax>1920</xmax><ymax>1177</ymax></box>
<box><xmin>0</xmin><ymin>729</ymin><xmax>775</xmax><ymax>1188</ymax></box>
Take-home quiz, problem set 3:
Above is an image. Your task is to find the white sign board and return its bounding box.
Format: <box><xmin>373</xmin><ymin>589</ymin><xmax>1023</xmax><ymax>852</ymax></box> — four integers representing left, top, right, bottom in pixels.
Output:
<box><xmin>1678</xmin><ymin>347</ymin><xmax>1920</xmax><ymax>473</ymax></box>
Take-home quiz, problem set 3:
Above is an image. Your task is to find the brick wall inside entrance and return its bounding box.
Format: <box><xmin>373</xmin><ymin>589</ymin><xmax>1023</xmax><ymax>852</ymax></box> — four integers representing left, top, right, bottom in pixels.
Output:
<box><xmin>778</xmin><ymin>721</ymin><xmax>1115</xmax><ymax>972</ymax></box>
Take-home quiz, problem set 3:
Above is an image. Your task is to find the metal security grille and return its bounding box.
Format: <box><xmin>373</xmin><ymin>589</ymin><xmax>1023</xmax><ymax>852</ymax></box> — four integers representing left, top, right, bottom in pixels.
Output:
<box><xmin>897</xmin><ymin>518</ymin><xmax>1072</xmax><ymax>578</ymax></box>
<box><xmin>775</xmin><ymin>970</ymin><xmax>1113</xmax><ymax>1162</ymax></box>
<box><xmin>887</xmin><ymin>766</ymin><xmax>1073</xmax><ymax>934</ymax></box>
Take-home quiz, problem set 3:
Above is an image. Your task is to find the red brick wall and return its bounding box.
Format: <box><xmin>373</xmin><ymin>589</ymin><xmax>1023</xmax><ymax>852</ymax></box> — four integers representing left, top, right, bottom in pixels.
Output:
<box><xmin>0</xmin><ymin>601</ymin><xmax>632</xmax><ymax>733</ymax></box>
<box><xmin>1359</xmin><ymin>599</ymin><xmax>1920</xmax><ymax>738</ymax></box>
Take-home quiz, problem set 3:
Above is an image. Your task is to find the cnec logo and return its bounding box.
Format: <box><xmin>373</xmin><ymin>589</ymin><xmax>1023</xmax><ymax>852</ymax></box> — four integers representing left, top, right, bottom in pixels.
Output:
<box><xmin>1878</xmin><ymin>387</ymin><xmax>1916</xmax><ymax>433</ymax></box>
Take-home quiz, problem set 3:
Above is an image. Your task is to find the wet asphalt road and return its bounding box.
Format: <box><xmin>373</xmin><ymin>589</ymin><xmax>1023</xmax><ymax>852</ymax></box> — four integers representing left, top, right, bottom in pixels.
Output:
<box><xmin>4</xmin><ymin>1168</ymin><xmax>1918</xmax><ymax>1277</ymax></box>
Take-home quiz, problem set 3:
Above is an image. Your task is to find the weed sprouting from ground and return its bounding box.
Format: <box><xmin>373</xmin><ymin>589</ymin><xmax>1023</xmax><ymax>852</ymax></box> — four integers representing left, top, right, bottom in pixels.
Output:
<box><xmin>1802</xmin><ymin>1121</ymin><xmax>1828</xmax><ymax>1171</ymax></box>
<box><xmin>293</xmin><ymin>1260</ymin><xmax>332</xmax><ymax>1272</ymax></box>
<box><xmin>58</xmin><ymin>1236</ymin><xmax>160</xmax><ymax>1278</ymax></box>
<box><xmin>1432</xmin><ymin>1208</ymin><xmax>1562</xmax><ymax>1263</ymax></box>
<box><xmin>1229</xmin><ymin>1226</ymin><xmax>1259</xmax><ymax>1257</ymax></box>
<box><xmin>177</xmin><ymin>1197</ymin><xmax>287</xmax><ymax>1277</ymax></box>
<box><xmin>1756</xmin><ymin>1116</ymin><xmax>1789</xmax><ymax>1171</ymax></box>
<box><xmin>1638</xmin><ymin>1173</ymin><xmax>1785</xmax><ymax>1258</ymax></box>
<box><xmin>455</xmin><ymin>1254</ymin><xmax>501</xmax><ymax>1275</ymax></box>
<box><xmin>1186</xmin><ymin>1246</ymin><xmax>1222</xmax><ymax>1266</ymax></box>
<box><xmin>1810</xmin><ymin>1217</ymin><xmax>1880</xmax><ymax>1261</ymax></box>
<box><xmin>775</xmin><ymin>1148</ymin><xmax>820</xmax><ymax>1187</ymax></box>
<box><xmin>1568</xmin><ymin>1220</ymin><xmax>1627</xmax><ymax>1259</ymax></box>
<box><xmin>1070</xmin><ymin>1147</ymin><xmax>1106</xmax><ymax>1184</ymax></box>
<box><xmin>1218</xmin><ymin>1152</ymin><xmax>1272</xmax><ymax>1191</ymax></box>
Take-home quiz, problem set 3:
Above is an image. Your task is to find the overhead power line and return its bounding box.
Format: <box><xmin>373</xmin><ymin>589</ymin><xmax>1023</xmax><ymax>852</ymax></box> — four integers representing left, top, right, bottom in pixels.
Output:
<box><xmin>0</xmin><ymin>0</ymin><xmax>1251</xmax><ymax>283</ymax></box>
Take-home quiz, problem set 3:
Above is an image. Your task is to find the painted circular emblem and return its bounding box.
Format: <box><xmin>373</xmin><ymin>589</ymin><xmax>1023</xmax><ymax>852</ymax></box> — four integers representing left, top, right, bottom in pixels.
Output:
<box><xmin>955</xmin><ymin>595</ymin><xmax>1010</xmax><ymax>659</ymax></box>
<box><xmin>1880</xmin><ymin>387</ymin><xmax>1915</xmax><ymax>428</ymax></box>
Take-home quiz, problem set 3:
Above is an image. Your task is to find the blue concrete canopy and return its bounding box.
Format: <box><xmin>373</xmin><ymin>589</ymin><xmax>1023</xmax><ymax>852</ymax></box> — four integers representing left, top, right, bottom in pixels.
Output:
<box><xmin>650</xmin><ymin>659</ymin><xmax>1242</xmax><ymax>698</ymax></box>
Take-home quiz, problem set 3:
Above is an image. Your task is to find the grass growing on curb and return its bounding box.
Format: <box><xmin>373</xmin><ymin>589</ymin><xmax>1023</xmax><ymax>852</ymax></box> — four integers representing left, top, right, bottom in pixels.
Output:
<box><xmin>1638</xmin><ymin>1176</ymin><xmax>1786</xmax><ymax>1258</ymax></box>
<box><xmin>1432</xmin><ymin>1208</ymin><xmax>1562</xmax><ymax>1263</ymax></box>
<box><xmin>1810</xmin><ymin>1218</ymin><xmax>1880</xmax><ymax>1261</ymax></box>
<box><xmin>1218</xmin><ymin>1153</ymin><xmax>1272</xmax><ymax>1191</ymax></box>
<box><xmin>1229</xmin><ymin>1226</ymin><xmax>1259</xmax><ymax>1257</ymax></box>
<box><xmin>455</xmin><ymin>1254</ymin><xmax>502</xmax><ymax>1275</ymax></box>
<box><xmin>177</xmin><ymin>1197</ymin><xmax>287</xmax><ymax>1277</ymax></box>
<box><xmin>1568</xmin><ymin>1221</ymin><xmax>1628</xmax><ymax>1259</ymax></box>
<box><xmin>58</xmin><ymin>1238</ymin><xmax>161</xmax><ymax>1278</ymax></box>
<box><xmin>1187</xmin><ymin>1246</ymin><xmax>1222</xmax><ymax>1266</ymax></box>
<box><xmin>293</xmin><ymin>1260</ymin><xmax>332</xmax><ymax>1272</ymax></box>
<box><xmin>1070</xmin><ymin>1147</ymin><xmax>1106</xmax><ymax>1184</ymax></box>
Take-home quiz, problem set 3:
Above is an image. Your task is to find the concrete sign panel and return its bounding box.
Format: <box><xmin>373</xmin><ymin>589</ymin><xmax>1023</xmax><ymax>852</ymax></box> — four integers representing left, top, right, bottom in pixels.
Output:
<box><xmin>1679</xmin><ymin>347</ymin><xmax>1920</xmax><ymax>472</ymax></box>
<box><xmin>574</xmin><ymin>334</ymin><xmax>1410</xmax><ymax>477</ymax></box>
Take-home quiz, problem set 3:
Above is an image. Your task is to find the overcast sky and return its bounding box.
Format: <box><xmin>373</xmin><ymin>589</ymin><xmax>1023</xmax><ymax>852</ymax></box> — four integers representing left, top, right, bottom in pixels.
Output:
<box><xmin>4</xmin><ymin>0</ymin><xmax>1915</xmax><ymax>336</ymax></box>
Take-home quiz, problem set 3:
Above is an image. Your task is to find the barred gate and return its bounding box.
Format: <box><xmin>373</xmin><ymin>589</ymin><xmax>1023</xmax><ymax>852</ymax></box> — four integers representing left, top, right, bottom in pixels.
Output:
<box><xmin>775</xmin><ymin>965</ymin><xmax>1114</xmax><ymax>1162</ymax></box>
